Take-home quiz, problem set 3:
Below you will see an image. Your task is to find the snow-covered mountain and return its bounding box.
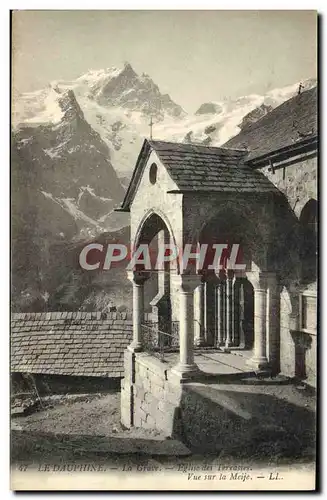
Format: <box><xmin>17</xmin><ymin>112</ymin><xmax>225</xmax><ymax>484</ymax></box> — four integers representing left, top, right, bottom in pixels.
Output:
<box><xmin>13</xmin><ymin>85</ymin><xmax>127</xmax><ymax>236</ymax></box>
<box><xmin>13</xmin><ymin>63</ymin><xmax>186</xmax><ymax>180</ymax></box>
<box><xmin>155</xmin><ymin>77</ymin><xmax>318</xmax><ymax>149</ymax></box>
<box><xmin>11</xmin><ymin>63</ymin><xmax>316</xmax><ymax>311</ymax></box>
<box><xmin>13</xmin><ymin>63</ymin><xmax>317</xmax><ymax>181</ymax></box>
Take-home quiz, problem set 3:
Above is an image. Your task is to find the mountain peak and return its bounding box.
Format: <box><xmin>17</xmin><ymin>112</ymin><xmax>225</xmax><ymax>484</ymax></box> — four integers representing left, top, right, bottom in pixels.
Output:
<box><xmin>88</xmin><ymin>63</ymin><xmax>185</xmax><ymax>119</ymax></box>
<box><xmin>122</xmin><ymin>61</ymin><xmax>136</xmax><ymax>73</ymax></box>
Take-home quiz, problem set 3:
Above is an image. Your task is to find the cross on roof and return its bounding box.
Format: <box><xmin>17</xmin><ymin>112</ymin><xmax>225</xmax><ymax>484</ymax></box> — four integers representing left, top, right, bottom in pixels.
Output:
<box><xmin>149</xmin><ymin>116</ymin><xmax>153</xmax><ymax>140</ymax></box>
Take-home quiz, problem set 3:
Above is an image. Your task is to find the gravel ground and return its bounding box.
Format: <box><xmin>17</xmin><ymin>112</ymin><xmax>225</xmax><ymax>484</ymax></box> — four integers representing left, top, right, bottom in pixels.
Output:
<box><xmin>11</xmin><ymin>392</ymin><xmax>165</xmax><ymax>439</ymax></box>
<box><xmin>11</xmin><ymin>381</ymin><xmax>316</xmax><ymax>466</ymax></box>
<box><xmin>11</xmin><ymin>392</ymin><xmax>178</xmax><ymax>465</ymax></box>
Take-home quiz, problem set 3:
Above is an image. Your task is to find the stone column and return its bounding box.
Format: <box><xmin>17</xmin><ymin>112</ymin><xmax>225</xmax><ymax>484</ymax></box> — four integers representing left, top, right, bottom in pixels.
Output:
<box><xmin>224</xmin><ymin>270</ymin><xmax>235</xmax><ymax>349</ymax></box>
<box><xmin>171</xmin><ymin>274</ymin><xmax>202</xmax><ymax>380</ymax></box>
<box><xmin>194</xmin><ymin>278</ymin><xmax>205</xmax><ymax>346</ymax></box>
<box><xmin>238</xmin><ymin>281</ymin><xmax>246</xmax><ymax>348</ymax></box>
<box><xmin>204</xmin><ymin>273</ymin><xmax>220</xmax><ymax>346</ymax></box>
<box><xmin>127</xmin><ymin>271</ymin><xmax>148</xmax><ymax>352</ymax></box>
<box><xmin>247</xmin><ymin>272</ymin><xmax>269</xmax><ymax>370</ymax></box>
<box><xmin>266</xmin><ymin>273</ymin><xmax>280</xmax><ymax>374</ymax></box>
<box><xmin>216</xmin><ymin>278</ymin><xmax>225</xmax><ymax>346</ymax></box>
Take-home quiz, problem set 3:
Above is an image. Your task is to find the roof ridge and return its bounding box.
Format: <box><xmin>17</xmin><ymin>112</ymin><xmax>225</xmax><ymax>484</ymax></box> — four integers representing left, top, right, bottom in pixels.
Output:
<box><xmin>11</xmin><ymin>311</ymin><xmax>134</xmax><ymax>321</ymax></box>
<box><xmin>149</xmin><ymin>139</ymin><xmax>246</xmax><ymax>154</ymax></box>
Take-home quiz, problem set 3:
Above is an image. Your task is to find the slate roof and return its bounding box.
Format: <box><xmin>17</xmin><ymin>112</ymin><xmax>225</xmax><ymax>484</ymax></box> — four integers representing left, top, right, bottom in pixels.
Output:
<box><xmin>223</xmin><ymin>86</ymin><xmax>318</xmax><ymax>161</ymax></box>
<box><xmin>119</xmin><ymin>139</ymin><xmax>279</xmax><ymax>210</ymax></box>
<box><xmin>11</xmin><ymin>312</ymin><xmax>133</xmax><ymax>378</ymax></box>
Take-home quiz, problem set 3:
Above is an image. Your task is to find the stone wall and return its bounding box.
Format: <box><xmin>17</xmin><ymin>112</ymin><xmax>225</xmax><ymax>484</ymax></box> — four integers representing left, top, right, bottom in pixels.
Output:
<box><xmin>260</xmin><ymin>154</ymin><xmax>317</xmax><ymax>386</ymax></box>
<box><xmin>121</xmin><ymin>351</ymin><xmax>183</xmax><ymax>436</ymax></box>
<box><xmin>305</xmin><ymin>333</ymin><xmax>317</xmax><ymax>387</ymax></box>
<box><xmin>120</xmin><ymin>351</ymin><xmax>254</xmax><ymax>450</ymax></box>
<box><xmin>258</xmin><ymin>154</ymin><xmax>317</xmax><ymax>218</ymax></box>
<box><xmin>279</xmin><ymin>286</ymin><xmax>317</xmax><ymax>387</ymax></box>
<box><xmin>261</xmin><ymin>153</ymin><xmax>318</xmax><ymax>386</ymax></box>
<box><xmin>120</xmin><ymin>351</ymin><xmax>315</xmax><ymax>454</ymax></box>
<box><xmin>279</xmin><ymin>287</ymin><xmax>296</xmax><ymax>378</ymax></box>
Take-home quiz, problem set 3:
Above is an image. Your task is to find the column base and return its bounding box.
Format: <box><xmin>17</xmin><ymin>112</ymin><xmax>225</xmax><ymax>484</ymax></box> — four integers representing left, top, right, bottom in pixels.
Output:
<box><xmin>128</xmin><ymin>342</ymin><xmax>142</xmax><ymax>353</ymax></box>
<box><xmin>221</xmin><ymin>346</ymin><xmax>231</xmax><ymax>353</ymax></box>
<box><xmin>171</xmin><ymin>363</ymin><xmax>201</xmax><ymax>381</ymax></box>
<box><xmin>195</xmin><ymin>338</ymin><xmax>205</xmax><ymax>347</ymax></box>
<box><xmin>246</xmin><ymin>356</ymin><xmax>270</xmax><ymax>371</ymax></box>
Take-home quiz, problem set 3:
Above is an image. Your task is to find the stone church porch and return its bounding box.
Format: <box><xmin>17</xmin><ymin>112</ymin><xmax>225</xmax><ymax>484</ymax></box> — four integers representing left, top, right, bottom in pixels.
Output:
<box><xmin>118</xmin><ymin>138</ymin><xmax>317</xmax><ymax>450</ymax></box>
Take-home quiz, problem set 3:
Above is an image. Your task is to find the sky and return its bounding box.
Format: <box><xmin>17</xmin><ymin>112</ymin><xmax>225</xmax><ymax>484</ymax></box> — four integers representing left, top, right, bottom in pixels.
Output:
<box><xmin>12</xmin><ymin>10</ymin><xmax>317</xmax><ymax>112</ymax></box>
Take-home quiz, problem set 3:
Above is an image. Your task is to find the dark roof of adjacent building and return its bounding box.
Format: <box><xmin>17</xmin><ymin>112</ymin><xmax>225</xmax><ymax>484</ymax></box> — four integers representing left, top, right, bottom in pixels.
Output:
<box><xmin>223</xmin><ymin>86</ymin><xmax>318</xmax><ymax>162</ymax></box>
<box><xmin>119</xmin><ymin>139</ymin><xmax>279</xmax><ymax>210</ymax></box>
<box><xmin>11</xmin><ymin>312</ymin><xmax>134</xmax><ymax>378</ymax></box>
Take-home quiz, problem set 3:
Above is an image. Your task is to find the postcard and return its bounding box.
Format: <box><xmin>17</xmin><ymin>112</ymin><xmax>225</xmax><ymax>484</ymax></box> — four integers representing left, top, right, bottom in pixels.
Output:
<box><xmin>11</xmin><ymin>9</ymin><xmax>317</xmax><ymax>491</ymax></box>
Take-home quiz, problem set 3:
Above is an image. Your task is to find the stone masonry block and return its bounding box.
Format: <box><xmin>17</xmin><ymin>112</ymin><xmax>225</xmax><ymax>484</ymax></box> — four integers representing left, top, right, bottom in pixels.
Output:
<box><xmin>136</xmin><ymin>406</ymin><xmax>147</xmax><ymax>423</ymax></box>
<box><xmin>151</xmin><ymin>384</ymin><xmax>164</xmax><ymax>401</ymax></box>
<box><xmin>145</xmin><ymin>414</ymin><xmax>156</xmax><ymax>428</ymax></box>
<box><xmin>164</xmin><ymin>382</ymin><xmax>183</xmax><ymax>405</ymax></box>
<box><xmin>137</xmin><ymin>363</ymin><xmax>146</xmax><ymax>378</ymax></box>
<box><xmin>135</xmin><ymin>386</ymin><xmax>146</xmax><ymax>401</ymax></box>
<box><xmin>123</xmin><ymin>349</ymin><xmax>135</xmax><ymax>384</ymax></box>
<box><xmin>143</xmin><ymin>377</ymin><xmax>151</xmax><ymax>392</ymax></box>
<box><xmin>121</xmin><ymin>385</ymin><xmax>133</xmax><ymax>428</ymax></box>
<box><xmin>140</xmin><ymin>399</ymin><xmax>149</xmax><ymax>414</ymax></box>
<box><xmin>133</xmin><ymin>409</ymin><xmax>142</xmax><ymax>428</ymax></box>
<box><xmin>151</xmin><ymin>373</ymin><xmax>165</xmax><ymax>389</ymax></box>
<box><xmin>134</xmin><ymin>372</ymin><xmax>144</xmax><ymax>389</ymax></box>
<box><xmin>155</xmin><ymin>405</ymin><xmax>180</xmax><ymax>437</ymax></box>
<box><xmin>144</xmin><ymin>391</ymin><xmax>156</xmax><ymax>405</ymax></box>
<box><xmin>149</xmin><ymin>399</ymin><xmax>160</xmax><ymax>419</ymax></box>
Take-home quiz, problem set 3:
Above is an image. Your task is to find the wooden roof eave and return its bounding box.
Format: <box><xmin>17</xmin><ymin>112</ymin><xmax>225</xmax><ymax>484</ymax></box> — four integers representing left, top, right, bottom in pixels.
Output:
<box><xmin>246</xmin><ymin>135</ymin><xmax>318</xmax><ymax>168</ymax></box>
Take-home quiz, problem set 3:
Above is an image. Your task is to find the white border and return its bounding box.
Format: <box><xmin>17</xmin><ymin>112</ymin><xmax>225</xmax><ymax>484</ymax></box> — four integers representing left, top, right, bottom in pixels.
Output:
<box><xmin>1</xmin><ymin>3</ymin><xmax>324</xmax><ymax>498</ymax></box>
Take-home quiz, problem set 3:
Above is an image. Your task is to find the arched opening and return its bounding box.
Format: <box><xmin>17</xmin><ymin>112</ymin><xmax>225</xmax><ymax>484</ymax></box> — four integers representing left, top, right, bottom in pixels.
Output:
<box><xmin>233</xmin><ymin>277</ymin><xmax>254</xmax><ymax>349</ymax></box>
<box><xmin>300</xmin><ymin>199</ymin><xmax>317</xmax><ymax>284</ymax></box>
<box><xmin>133</xmin><ymin>211</ymin><xmax>177</xmax><ymax>349</ymax></box>
<box><xmin>198</xmin><ymin>209</ymin><xmax>262</xmax><ymax>348</ymax></box>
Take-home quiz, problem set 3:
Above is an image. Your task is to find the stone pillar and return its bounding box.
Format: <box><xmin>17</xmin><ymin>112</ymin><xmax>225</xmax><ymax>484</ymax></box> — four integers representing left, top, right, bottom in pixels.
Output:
<box><xmin>127</xmin><ymin>271</ymin><xmax>148</xmax><ymax>352</ymax></box>
<box><xmin>171</xmin><ymin>274</ymin><xmax>202</xmax><ymax>380</ymax></box>
<box><xmin>150</xmin><ymin>229</ymin><xmax>172</xmax><ymax>340</ymax></box>
<box><xmin>238</xmin><ymin>281</ymin><xmax>246</xmax><ymax>348</ymax></box>
<box><xmin>247</xmin><ymin>272</ymin><xmax>269</xmax><ymax>370</ymax></box>
<box><xmin>204</xmin><ymin>273</ymin><xmax>219</xmax><ymax>346</ymax></box>
<box><xmin>194</xmin><ymin>278</ymin><xmax>205</xmax><ymax>346</ymax></box>
<box><xmin>225</xmin><ymin>270</ymin><xmax>235</xmax><ymax>349</ymax></box>
<box><xmin>216</xmin><ymin>274</ymin><xmax>226</xmax><ymax>346</ymax></box>
<box><xmin>266</xmin><ymin>273</ymin><xmax>280</xmax><ymax>374</ymax></box>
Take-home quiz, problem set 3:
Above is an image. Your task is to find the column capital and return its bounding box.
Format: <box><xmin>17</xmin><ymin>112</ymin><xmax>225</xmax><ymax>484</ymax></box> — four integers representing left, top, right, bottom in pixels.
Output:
<box><xmin>204</xmin><ymin>271</ymin><xmax>221</xmax><ymax>285</ymax></box>
<box><xmin>171</xmin><ymin>273</ymin><xmax>203</xmax><ymax>293</ymax></box>
<box><xmin>246</xmin><ymin>271</ymin><xmax>268</xmax><ymax>291</ymax></box>
<box><xmin>127</xmin><ymin>270</ymin><xmax>150</xmax><ymax>285</ymax></box>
